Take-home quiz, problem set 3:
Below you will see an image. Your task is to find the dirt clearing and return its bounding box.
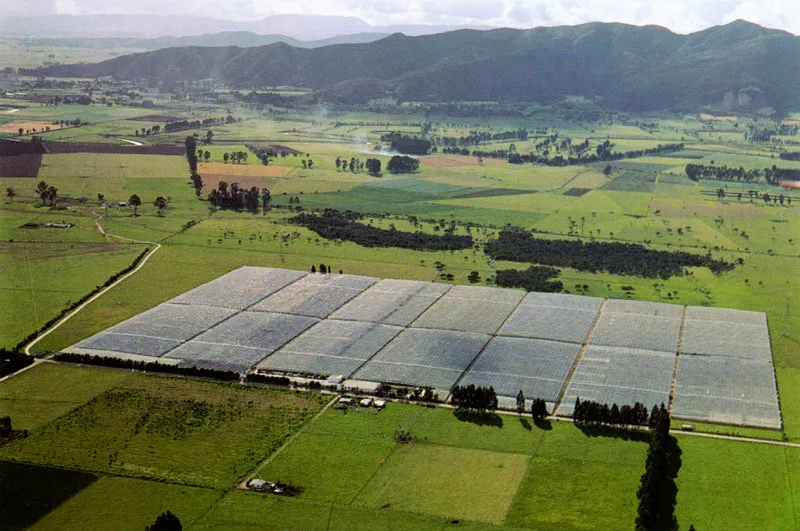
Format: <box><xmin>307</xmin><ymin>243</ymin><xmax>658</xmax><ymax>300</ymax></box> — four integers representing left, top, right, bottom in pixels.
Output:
<box><xmin>0</xmin><ymin>120</ymin><xmax>66</xmax><ymax>134</ymax></box>
<box><xmin>421</xmin><ymin>155</ymin><xmax>505</xmax><ymax>168</ymax></box>
<box><xmin>199</xmin><ymin>162</ymin><xmax>293</xmax><ymax>177</ymax></box>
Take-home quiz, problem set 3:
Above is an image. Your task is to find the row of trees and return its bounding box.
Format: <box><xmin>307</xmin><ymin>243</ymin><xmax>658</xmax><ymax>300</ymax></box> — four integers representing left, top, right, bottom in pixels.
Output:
<box><xmin>437</xmin><ymin>129</ymin><xmax>529</xmax><ymax>147</ymax></box>
<box><xmin>291</xmin><ymin>210</ymin><xmax>474</xmax><ymax>252</ymax></box>
<box><xmin>380</xmin><ymin>133</ymin><xmax>432</xmax><ymax>155</ymax></box>
<box><xmin>163</xmin><ymin>116</ymin><xmax>235</xmax><ymax>134</ymax></box>
<box><xmin>335</xmin><ymin>157</ymin><xmax>367</xmax><ymax>172</ymax></box>
<box><xmin>494</xmin><ymin>266</ymin><xmax>564</xmax><ymax>293</ymax></box>
<box><xmin>685</xmin><ymin>163</ymin><xmax>758</xmax><ymax>183</ymax></box>
<box><xmin>573</xmin><ymin>398</ymin><xmax>655</xmax><ymax>427</ymax></box>
<box><xmin>207</xmin><ymin>182</ymin><xmax>271</xmax><ymax>213</ymax></box>
<box><xmin>447</xmin><ymin>143</ymin><xmax>684</xmax><ymax>167</ymax></box>
<box><xmin>54</xmin><ymin>352</ymin><xmax>240</xmax><ymax>381</ymax></box>
<box><xmin>485</xmin><ymin>228</ymin><xmax>735</xmax><ymax>279</ymax></box>
<box><xmin>451</xmin><ymin>384</ymin><xmax>498</xmax><ymax>412</ymax></box>
<box><xmin>635</xmin><ymin>406</ymin><xmax>681</xmax><ymax>531</ymax></box>
<box><xmin>310</xmin><ymin>264</ymin><xmax>338</xmax><ymax>274</ymax></box>
<box><xmin>686</xmin><ymin>163</ymin><xmax>800</xmax><ymax>186</ymax></box>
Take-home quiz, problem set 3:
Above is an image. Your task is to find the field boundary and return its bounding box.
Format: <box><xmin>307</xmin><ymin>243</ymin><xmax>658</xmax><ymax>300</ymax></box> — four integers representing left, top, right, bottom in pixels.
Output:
<box><xmin>240</xmin><ymin>393</ymin><xmax>338</xmax><ymax>488</ymax></box>
<box><xmin>23</xmin><ymin>212</ymin><xmax>161</xmax><ymax>356</ymax></box>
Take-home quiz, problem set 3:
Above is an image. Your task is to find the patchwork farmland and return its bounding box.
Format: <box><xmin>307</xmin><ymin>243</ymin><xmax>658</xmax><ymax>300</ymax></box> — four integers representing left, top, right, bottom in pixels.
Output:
<box><xmin>65</xmin><ymin>266</ymin><xmax>781</xmax><ymax>429</ymax></box>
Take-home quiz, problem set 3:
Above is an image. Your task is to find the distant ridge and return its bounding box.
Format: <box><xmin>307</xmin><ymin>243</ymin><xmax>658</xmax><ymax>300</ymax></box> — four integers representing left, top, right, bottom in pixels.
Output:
<box><xmin>33</xmin><ymin>21</ymin><xmax>800</xmax><ymax>113</ymax></box>
<box><xmin>0</xmin><ymin>13</ymin><xmax>491</xmax><ymax>40</ymax></box>
<box><xmin>8</xmin><ymin>32</ymin><xmax>393</xmax><ymax>51</ymax></box>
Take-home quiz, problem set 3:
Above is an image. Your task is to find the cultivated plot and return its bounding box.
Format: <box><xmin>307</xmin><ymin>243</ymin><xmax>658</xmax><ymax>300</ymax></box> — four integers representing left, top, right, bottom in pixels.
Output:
<box><xmin>558</xmin><ymin>345</ymin><xmax>676</xmax><ymax>415</ymax></box>
<box><xmin>250</xmin><ymin>273</ymin><xmax>377</xmax><ymax>318</ymax></box>
<box><xmin>353</xmin><ymin>328</ymin><xmax>491</xmax><ymax>390</ymax></box>
<box><xmin>459</xmin><ymin>336</ymin><xmax>581</xmax><ymax>403</ymax></box>
<box><xmin>681</xmin><ymin>319</ymin><xmax>772</xmax><ymax>362</ymax></box>
<box><xmin>411</xmin><ymin>285</ymin><xmax>524</xmax><ymax>335</ymax></box>
<box><xmin>672</xmin><ymin>355</ymin><xmax>781</xmax><ymax>429</ymax></box>
<box><xmin>589</xmin><ymin>312</ymin><xmax>682</xmax><ymax>353</ymax></box>
<box><xmin>603</xmin><ymin>299</ymin><xmax>685</xmax><ymax>319</ymax></box>
<box><xmin>165</xmin><ymin>312</ymin><xmax>318</xmax><ymax>372</ymax></box>
<box><xmin>331</xmin><ymin>279</ymin><xmax>450</xmax><ymax>326</ymax></box>
<box><xmin>169</xmin><ymin>266</ymin><xmax>306</xmax><ymax>310</ymax></box>
<box><xmin>684</xmin><ymin>306</ymin><xmax>767</xmax><ymax>326</ymax></box>
<box><xmin>72</xmin><ymin>303</ymin><xmax>237</xmax><ymax>358</ymax></box>
<box><xmin>256</xmin><ymin>320</ymin><xmax>403</xmax><ymax>377</ymax></box>
<box><xmin>499</xmin><ymin>297</ymin><xmax>601</xmax><ymax>344</ymax></box>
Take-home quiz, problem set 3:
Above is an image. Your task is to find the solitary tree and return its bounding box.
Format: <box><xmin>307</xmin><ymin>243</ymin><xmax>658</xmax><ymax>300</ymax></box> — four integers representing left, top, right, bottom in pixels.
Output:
<box><xmin>35</xmin><ymin>180</ymin><xmax>48</xmax><ymax>205</ymax></box>
<box><xmin>5</xmin><ymin>187</ymin><xmax>16</xmax><ymax>202</ymax></box>
<box><xmin>0</xmin><ymin>416</ymin><xmax>11</xmax><ymax>438</ymax></box>
<box><xmin>205</xmin><ymin>129</ymin><xmax>213</xmax><ymax>145</ymax></box>
<box><xmin>261</xmin><ymin>188</ymin><xmax>271</xmax><ymax>212</ymax></box>
<box><xmin>223</xmin><ymin>152</ymin><xmax>229</xmax><ymax>164</ymax></box>
<box><xmin>129</xmin><ymin>194</ymin><xmax>142</xmax><ymax>217</ymax></box>
<box><xmin>516</xmin><ymin>389</ymin><xmax>525</xmax><ymax>414</ymax></box>
<box><xmin>146</xmin><ymin>511</ymin><xmax>182</xmax><ymax>531</ymax></box>
<box><xmin>153</xmin><ymin>196</ymin><xmax>168</xmax><ymax>217</ymax></box>
<box><xmin>46</xmin><ymin>186</ymin><xmax>57</xmax><ymax>206</ymax></box>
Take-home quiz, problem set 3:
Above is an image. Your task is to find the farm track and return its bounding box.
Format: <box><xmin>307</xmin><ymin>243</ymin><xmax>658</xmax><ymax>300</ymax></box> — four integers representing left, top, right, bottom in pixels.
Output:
<box><xmin>21</xmin><ymin>211</ymin><xmax>161</xmax><ymax>357</ymax></box>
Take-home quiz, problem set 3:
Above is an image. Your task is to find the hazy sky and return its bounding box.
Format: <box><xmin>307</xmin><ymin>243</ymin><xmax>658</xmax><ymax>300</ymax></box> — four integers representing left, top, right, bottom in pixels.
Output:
<box><xmin>2</xmin><ymin>0</ymin><xmax>799</xmax><ymax>35</ymax></box>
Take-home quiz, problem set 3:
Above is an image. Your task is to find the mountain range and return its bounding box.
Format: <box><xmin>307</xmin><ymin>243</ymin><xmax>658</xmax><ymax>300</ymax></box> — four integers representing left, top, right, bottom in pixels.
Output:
<box><xmin>0</xmin><ymin>14</ymin><xmax>490</xmax><ymax>41</ymax></box>
<box><xmin>8</xmin><ymin>32</ymin><xmax>392</xmax><ymax>51</ymax></box>
<box><xmin>34</xmin><ymin>20</ymin><xmax>800</xmax><ymax>114</ymax></box>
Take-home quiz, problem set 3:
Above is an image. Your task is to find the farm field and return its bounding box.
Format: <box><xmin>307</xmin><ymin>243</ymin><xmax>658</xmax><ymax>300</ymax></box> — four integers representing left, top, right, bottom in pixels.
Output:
<box><xmin>255</xmin><ymin>401</ymin><xmax>647</xmax><ymax>529</ymax></box>
<box><xmin>0</xmin><ymin>370</ymin><xmax>331</xmax><ymax>488</ymax></box>
<box><xmin>1</xmin><ymin>81</ymin><xmax>800</xmax><ymax>530</ymax></box>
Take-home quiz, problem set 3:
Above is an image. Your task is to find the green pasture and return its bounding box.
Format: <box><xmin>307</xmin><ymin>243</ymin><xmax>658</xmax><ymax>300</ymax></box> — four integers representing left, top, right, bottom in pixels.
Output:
<box><xmin>30</xmin><ymin>477</ymin><xmax>221</xmax><ymax>531</ymax></box>
<box><xmin>256</xmin><ymin>402</ymin><xmax>646</xmax><ymax>529</ymax></box>
<box><xmin>0</xmin><ymin>241</ymin><xmax>146</xmax><ymax>349</ymax></box>
<box><xmin>0</xmin><ymin>373</ymin><xmax>330</xmax><ymax>487</ymax></box>
<box><xmin>0</xmin><ymin>362</ymin><xmax>132</xmax><ymax>429</ymax></box>
<box><xmin>675</xmin><ymin>436</ymin><xmax>800</xmax><ymax>530</ymax></box>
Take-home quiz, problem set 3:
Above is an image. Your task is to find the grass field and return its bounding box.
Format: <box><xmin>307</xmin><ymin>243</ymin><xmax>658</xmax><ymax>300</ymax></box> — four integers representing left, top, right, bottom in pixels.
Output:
<box><xmin>0</xmin><ymin>362</ymin><xmax>133</xmax><ymax>429</ymax></box>
<box><xmin>30</xmin><ymin>477</ymin><xmax>222</xmax><ymax>531</ymax></box>
<box><xmin>0</xmin><ymin>371</ymin><xmax>330</xmax><ymax>487</ymax></box>
<box><xmin>256</xmin><ymin>403</ymin><xmax>647</xmax><ymax>529</ymax></box>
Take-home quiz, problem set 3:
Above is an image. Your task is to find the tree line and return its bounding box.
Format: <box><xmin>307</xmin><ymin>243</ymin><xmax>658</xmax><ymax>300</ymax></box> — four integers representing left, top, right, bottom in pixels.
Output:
<box><xmin>686</xmin><ymin>163</ymin><xmax>800</xmax><ymax>185</ymax></box>
<box><xmin>573</xmin><ymin>398</ymin><xmax>653</xmax><ymax>427</ymax></box>
<box><xmin>207</xmin><ymin>181</ymin><xmax>271</xmax><ymax>213</ymax></box>
<box><xmin>163</xmin><ymin>116</ymin><xmax>235</xmax><ymax>134</ymax></box>
<box><xmin>0</xmin><ymin>348</ymin><xmax>34</xmax><ymax>378</ymax></box>
<box><xmin>380</xmin><ymin>133</ymin><xmax>432</xmax><ymax>155</ymax></box>
<box><xmin>291</xmin><ymin>210</ymin><xmax>474</xmax><ymax>251</ymax></box>
<box><xmin>636</xmin><ymin>405</ymin><xmax>681</xmax><ymax>531</ymax></box>
<box><xmin>451</xmin><ymin>384</ymin><xmax>498</xmax><ymax>412</ymax></box>
<box><xmin>445</xmin><ymin>143</ymin><xmax>684</xmax><ymax>167</ymax></box>
<box><xmin>54</xmin><ymin>352</ymin><xmax>240</xmax><ymax>381</ymax></box>
<box><xmin>485</xmin><ymin>228</ymin><xmax>735</xmax><ymax>279</ymax></box>
<box><xmin>494</xmin><ymin>266</ymin><xmax>564</xmax><ymax>293</ymax></box>
<box><xmin>436</xmin><ymin>129</ymin><xmax>530</xmax><ymax>147</ymax></box>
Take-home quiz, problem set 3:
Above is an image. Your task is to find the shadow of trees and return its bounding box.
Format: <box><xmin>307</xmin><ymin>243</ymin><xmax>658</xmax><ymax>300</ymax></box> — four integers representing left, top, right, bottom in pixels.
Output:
<box><xmin>453</xmin><ymin>409</ymin><xmax>503</xmax><ymax>428</ymax></box>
